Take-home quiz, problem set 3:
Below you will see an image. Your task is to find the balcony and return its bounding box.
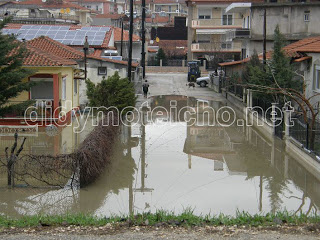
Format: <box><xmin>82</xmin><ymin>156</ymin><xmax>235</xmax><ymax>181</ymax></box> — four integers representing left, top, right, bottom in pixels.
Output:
<box><xmin>226</xmin><ymin>29</ymin><xmax>250</xmax><ymax>41</ymax></box>
<box><xmin>191</xmin><ymin>42</ymin><xmax>241</xmax><ymax>53</ymax></box>
<box><xmin>192</xmin><ymin>19</ymin><xmax>243</xmax><ymax>29</ymax></box>
<box><xmin>192</xmin><ymin>19</ymin><xmax>218</xmax><ymax>28</ymax></box>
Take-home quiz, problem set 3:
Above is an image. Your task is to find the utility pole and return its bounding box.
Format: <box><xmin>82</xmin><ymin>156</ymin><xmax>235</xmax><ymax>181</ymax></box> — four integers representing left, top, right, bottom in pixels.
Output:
<box><xmin>120</xmin><ymin>17</ymin><xmax>124</xmax><ymax>57</ymax></box>
<box><xmin>83</xmin><ymin>36</ymin><xmax>89</xmax><ymax>80</ymax></box>
<box><xmin>262</xmin><ymin>2</ymin><xmax>267</xmax><ymax>66</ymax></box>
<box><xmin>127</xmin><ymin>0</ymin><xmax>134</xmax><ymax>81</ymax></box>
<box><xmin>141</xmin><ymin>0</ymin><xmax>146</xmax><ymax>79</ymax></box>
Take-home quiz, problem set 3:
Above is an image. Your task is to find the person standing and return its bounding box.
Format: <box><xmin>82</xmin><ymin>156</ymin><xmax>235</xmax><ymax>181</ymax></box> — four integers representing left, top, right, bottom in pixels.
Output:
<box><xmin>142</xmin><ymin>80</ymin><xmax>149</xmax><ymax>98</ymax></box>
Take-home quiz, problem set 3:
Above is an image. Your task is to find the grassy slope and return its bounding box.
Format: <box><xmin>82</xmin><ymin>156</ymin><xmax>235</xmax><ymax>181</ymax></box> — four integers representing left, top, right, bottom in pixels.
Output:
<box><xmin>0</xmin><ymin>210</ymin><xmax>319</xmax><ymax>228</ymax></box>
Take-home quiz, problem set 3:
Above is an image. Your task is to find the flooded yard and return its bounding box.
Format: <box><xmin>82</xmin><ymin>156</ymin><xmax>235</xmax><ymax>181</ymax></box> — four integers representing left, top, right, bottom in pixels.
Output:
<box><xmin>0</xmin><ymin>95</ymin><xmax>319</xmax><ymax>218</ymax></box>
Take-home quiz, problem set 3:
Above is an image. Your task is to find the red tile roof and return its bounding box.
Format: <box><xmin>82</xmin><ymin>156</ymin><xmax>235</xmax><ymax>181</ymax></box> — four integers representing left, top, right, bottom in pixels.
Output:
<box><xmin>219</xmin><ymin>36</ymin><xmax>320</xmax><ymax>67</ymax></box>
<box><xmin>186</xmin><ymin>0</ymin><xmax>263</xmax><ymax>3</ymax></box>
<box><xmin>113</xmin><ymin>27</ymin><xmax>140</xmax><ymax>42</ymax></box>
<box><xmin>27</xmin><ymin>36</ymin><xmax>84</xmax><ymax>59</ymax></box>
<box><xmin>26</xmin><ymin>36</ymin><xmax>136</xmax><ymax>67</ymax></box>
<box><xmin>18</xmin><ymin>0</ymin><xmax>89</xmax><ymax>11</ymax></box>
<box><xmin>24</xmin><ymin>44</ymin><xmax>78</xmax><ymax>66</ymax></box>
<box><xmin>284</xmin><ymin>36</ymin><xmax>320</xmax><ymax>54</ymax></box>
<box><xmin>146</xmin><ymin>16</ymin><xmax>173</xmax><ymax>24</ymax></box>
<box><xmin>148</xmin><ymin>48</ymin><xmax>158</xmax><ymax>53</ymax></box>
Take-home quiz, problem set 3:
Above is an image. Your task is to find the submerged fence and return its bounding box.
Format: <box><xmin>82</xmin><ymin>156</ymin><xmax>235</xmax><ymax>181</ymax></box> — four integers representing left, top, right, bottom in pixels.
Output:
<box><xmin>290</xmin><ymin>114</ymin><xmax>320</xmax><ymax>157</ymax></box>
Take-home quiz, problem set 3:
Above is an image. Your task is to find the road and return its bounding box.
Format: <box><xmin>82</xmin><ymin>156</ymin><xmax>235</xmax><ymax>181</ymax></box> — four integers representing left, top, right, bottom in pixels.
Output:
<box><xmin>136</xmin><ymin>73</ymin><xmax>225</xmax><ymax>108</ymax></box>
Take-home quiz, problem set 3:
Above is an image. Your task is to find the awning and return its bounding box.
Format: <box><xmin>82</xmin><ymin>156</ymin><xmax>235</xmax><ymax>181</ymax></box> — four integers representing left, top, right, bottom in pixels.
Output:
<box><xmin>196</xmin><ymin>29</ymin><xmax>227</xmax><ymax>35</ymax></box>
<box><xmin>225</xmin><ymin>3</ymin><xmax>251</xmax><ymax>14</ymax></box>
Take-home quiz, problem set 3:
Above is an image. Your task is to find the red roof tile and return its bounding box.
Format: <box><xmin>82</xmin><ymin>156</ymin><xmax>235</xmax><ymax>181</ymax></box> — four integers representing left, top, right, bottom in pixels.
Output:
<box><xmin>186</xmin><ymin>0</ymin><xmax>263</xmax><ymax>3</ymax></box>
<box><xmin>27</xmin><ymin>36</ymin><xmax>84</xmax><ymax>59</ymax></box>
<box><xmin>113</xmin><ymin>27</ymin><xmax>140</xmax><ymax>42</ymax></box>
<box><xmin>24</xmin><ymin>44</ymin><xmax>77</xmax><ymax>66</ymax></box>
<box><xmin>219</xmin><ymin>36</ymin><xmax>320</xmax><ymax>67</ymax></box>
<box><xmin>284</xmin><ymin>36</ymin><xmax>320</xmax><ymax>54</ymax></box>
<box><xmin>18</xmin><ymin>0</ymin><xmax>89</xmax><ymax>11</ymax></box>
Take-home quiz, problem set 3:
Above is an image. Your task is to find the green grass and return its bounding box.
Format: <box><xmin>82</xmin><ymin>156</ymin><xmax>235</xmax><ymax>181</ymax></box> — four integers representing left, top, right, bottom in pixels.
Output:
<box><xmin>0</xmin><ymin>209</ymin><xmax>319</xmax><ymax>228</ymax></box>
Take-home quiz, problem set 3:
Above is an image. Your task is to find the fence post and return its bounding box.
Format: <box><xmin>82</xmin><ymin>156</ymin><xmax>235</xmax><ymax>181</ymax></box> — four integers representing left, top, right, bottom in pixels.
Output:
<box><xmin>246</xmin><ymin>89</ymin><xmax>252</xmax><ymax>108</ymax></box>
<box><xmin>160</xmin><ymin>59</ymin><xmax>163</xmax><ymax>67</ymax></box>
<box><xmin>271</xmin><ymin>103</ymin><xmax>276</xmax><ymax>136</ymax></box>
<box><xmin>203</xmin><ymin>60</ymin><xmax>207</xmax><ymax>70</ymax></box>
<box><xmin>182</xmin><ymin>60</ymin><xmax>185</xmax><ymax>67</ymax></box>
<box><xmin>284</xmin><ymin>107</ymin><xmax>290</xmax><ymax>139</ymax></box>
<box><xmin>243</xmin><ymin>88</ymin><xmax>246</xmax><ymax>103</ymax></box>
<box><xmin>306</xmin><ymin>122</ymin><xmax>309</xmax><ymax>149</ymax></box>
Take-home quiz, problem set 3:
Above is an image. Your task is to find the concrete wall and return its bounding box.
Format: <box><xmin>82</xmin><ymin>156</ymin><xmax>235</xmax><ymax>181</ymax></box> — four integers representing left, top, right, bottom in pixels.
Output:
<box><xmin>79</xmin><ymin>59</ymin><xmax>128</xmax><ymax>105</ymax></box>
<box><xmin>251</xmin><ymin>3</ymin><xmax>320</xmax><ymax>40</ymax></box>
<box><xmin>303</xmin><ymin>53</ymin><xmax>320</xmax><ymax>106</ymax></box>
<box><xmin>115</xmin><ymin>42</ymin><xmax>142</xmax><ymax>62</ymax></box>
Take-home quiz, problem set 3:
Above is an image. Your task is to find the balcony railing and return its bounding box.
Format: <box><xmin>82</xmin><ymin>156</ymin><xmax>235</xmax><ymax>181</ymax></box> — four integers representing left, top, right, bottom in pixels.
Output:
<box><xmin>191</xmin><ymin>42</ymin><xmax>241</xmax><ymax>52</ymax></box>
<box><xmin>192</xmin><ymin>19</ymin><xmax>243</xmax><ymax>28</ymax></box>
<box><xmin>226</xmin><ymin>28</ymin><xmax>250</xmax><ymax>41</ymax></box>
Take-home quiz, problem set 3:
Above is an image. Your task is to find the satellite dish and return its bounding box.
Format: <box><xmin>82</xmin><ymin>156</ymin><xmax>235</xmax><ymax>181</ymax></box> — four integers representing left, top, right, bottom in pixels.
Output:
<box><xmin>42</xmin><ymin>0</ymin><xmax>46</xmax><ymax>2</ymax></box>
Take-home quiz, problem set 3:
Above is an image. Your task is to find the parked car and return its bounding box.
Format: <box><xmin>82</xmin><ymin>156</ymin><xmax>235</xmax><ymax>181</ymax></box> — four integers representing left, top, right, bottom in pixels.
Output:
<box><xmin>196</xmin><ymin>76</ymin><xmax>210</xmax><ymax>87</ymax></box>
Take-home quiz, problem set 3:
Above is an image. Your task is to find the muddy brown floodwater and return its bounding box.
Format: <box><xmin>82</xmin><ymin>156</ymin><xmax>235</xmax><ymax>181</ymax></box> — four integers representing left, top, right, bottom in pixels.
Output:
<box><xmin>0</xmin><ymin>95</ymin><xmax>319</xmax><ymax>218</ymax></box>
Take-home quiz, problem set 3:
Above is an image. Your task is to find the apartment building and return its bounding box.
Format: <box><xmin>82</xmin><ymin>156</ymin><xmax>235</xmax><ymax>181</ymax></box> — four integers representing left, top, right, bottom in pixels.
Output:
<box><xmin>186</xmin><ymin>0</ymin><xmax>261</xmax><ymax>65</ymax></box>
<box><xmin>224</xmin><ymin>0</ymin><xmax>320</xmax><ymax>59</ymax></box>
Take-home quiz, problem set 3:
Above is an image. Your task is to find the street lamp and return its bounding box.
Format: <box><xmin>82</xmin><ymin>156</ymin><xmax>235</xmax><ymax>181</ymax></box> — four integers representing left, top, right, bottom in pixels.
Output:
<box><xmin>83</xmin><ymin>36</ymin><xmax>89</xmax><ymax>80</ymax></box>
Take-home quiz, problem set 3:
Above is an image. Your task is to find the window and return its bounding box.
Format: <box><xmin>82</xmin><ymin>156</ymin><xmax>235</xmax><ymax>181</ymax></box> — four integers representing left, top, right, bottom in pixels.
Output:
<box><xmin>222</xmin><ymin>14</ymin><xmax>233</xmax><ymax>25</ymax></box>
<box><xmin>96</xmin><ymin>5</ymin><xmax>99</xmax><ymax>11</ymax></box>
<box><xmin>221</xmin><ymin>42</ymin><xmax>232</xmax><ymax>49</ymax></box>
<box><xmin>98</xmin><ymin>67</ymin><xmax>107</xmax><ymax>75</ymax></box>
<box><xmin>198</xmin><ymin>8</ymin><xmax>211</xmax><ymax>19</ymax></box>
<box><xmin>62</xmin><ymin>77</ymin><xmax>66</xmax><ymax>100</ymax></box>
<box><xmin>304</xmin><ymin>11</ymin><xmax>310</xmax><ymax>22</ymax></box>
<box><xmin>315</xmin><ymin>65</ymin><xmax>320</xmax><ymax>90</ymax></box>
<box><xmin>168</xmin><ymin>6</ymin><xmax>172</xmax><ymax>12</ymax></box>
<box><xmin>74</xmin><ymin>79</ymin><xmax>77</xmax><ymax>95</ymax></box>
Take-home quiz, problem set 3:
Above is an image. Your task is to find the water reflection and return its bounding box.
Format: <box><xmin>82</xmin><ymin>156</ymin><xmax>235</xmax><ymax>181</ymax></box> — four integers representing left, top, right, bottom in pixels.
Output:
<box><xmin>0</xmin><ymin>95</ymin><xmax>319</xmax><ymax>217</ymax></box>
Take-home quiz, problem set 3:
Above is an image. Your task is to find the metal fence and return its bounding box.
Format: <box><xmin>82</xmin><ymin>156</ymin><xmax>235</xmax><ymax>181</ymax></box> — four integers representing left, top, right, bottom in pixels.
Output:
<box><xmin>164</xmin><ymin>59</ymin><xmax>184</xmax><ymax>67</ymax></box>
<box><xmin>220</xmin><ymin>77</ymin><xmax>243</xmax><ymax>99</ymax></box>
<box><xmin>290</xmin><ymin>114</ymin><xmax>320</xmax><ymax>156</ymax></box>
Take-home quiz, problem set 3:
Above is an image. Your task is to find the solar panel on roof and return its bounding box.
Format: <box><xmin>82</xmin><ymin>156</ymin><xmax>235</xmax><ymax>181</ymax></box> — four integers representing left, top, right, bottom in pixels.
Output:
<box><xmin>47</xmin><ymin>30</ymin><xmax>58</xmax><ymax>35</ymax></box>
<box><xmin>21</xmin><ymin>25</ymin><xmax>32</xmax><ymax>30</ymax></box>
<box><xmin>38</xmin><ymin>30</ymin><xmax>48</xmax><ymax>35</ymax></box>
<box><xmin>91</xmin><ymin>41</ymin><xmax>102</xmax><ymax>45</ymax></box>
<box><xmin>2</xmin><ymin>24</ymin><xmax>107</xmax><ymax>46</ymax></box>
<box><xmin>24</xmin><ymin>35</ymin><xmax>34</xmax><ymax>40</ymax></box>
<box><xmin>60</xmin><ymin>26</ymin><xmax>70</xmax><ymax>30</ymax></box>
<box><xmin>41</xmin><ymin>26</ymin><xmax>51</xmax><ymax>30</ymax></box>
<box><xmin>72</xmin><ymin>40</ymin><xmax>84</xmax><ymax>45</ymax></box>
<box><xmin>50</xmin><ymin>26</ymin><xmax>61</xmax><ymax>30</ymax></box>
<box><xmin>94</xmin><ymin>35</ymin><xmax>105</xmax><ymax>40</ymax></box>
